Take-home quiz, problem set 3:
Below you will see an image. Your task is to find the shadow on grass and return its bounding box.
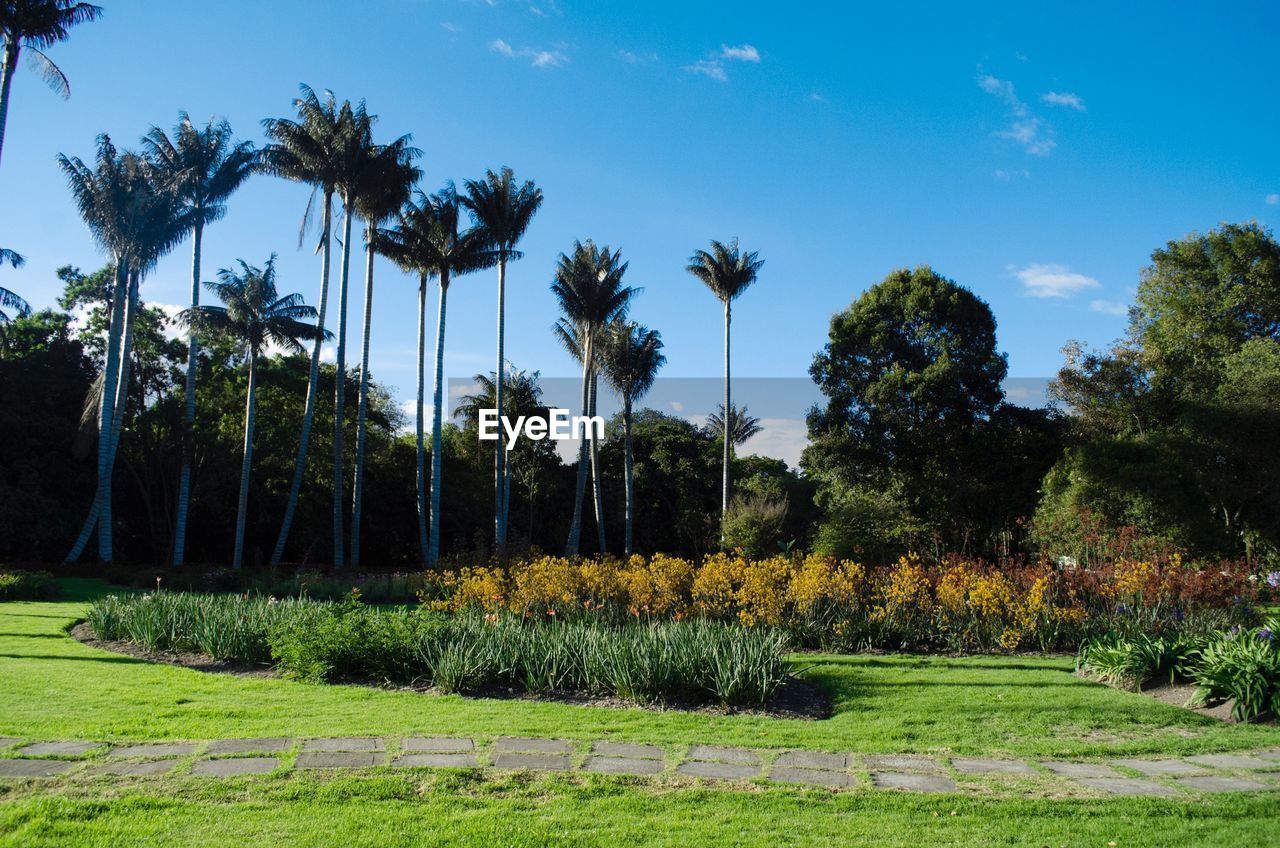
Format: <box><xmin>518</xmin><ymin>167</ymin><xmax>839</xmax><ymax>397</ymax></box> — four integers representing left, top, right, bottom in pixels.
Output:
<box><xmin>0</xmin><ymin>652</ymin><xmax>147</xmax><ymax>664</ymax></box>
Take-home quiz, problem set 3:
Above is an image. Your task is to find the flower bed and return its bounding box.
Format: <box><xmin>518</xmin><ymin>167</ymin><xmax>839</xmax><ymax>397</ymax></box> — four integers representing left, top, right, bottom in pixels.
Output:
<box><xmin>424</xmin><ymin>553</ymin><xmax>1261</xmax><ymax>652</ymax></box>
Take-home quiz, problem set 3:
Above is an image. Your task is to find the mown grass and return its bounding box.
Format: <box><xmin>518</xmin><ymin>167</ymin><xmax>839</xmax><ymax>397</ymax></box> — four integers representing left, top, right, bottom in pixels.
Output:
<box><xmin>1</xmin><ymin>579</ymin><xmax>1278</xmax><ymax>847</ymax></box>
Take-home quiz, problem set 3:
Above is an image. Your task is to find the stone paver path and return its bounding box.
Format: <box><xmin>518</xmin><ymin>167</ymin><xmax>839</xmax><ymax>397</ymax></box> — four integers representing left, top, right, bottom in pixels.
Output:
<box><xmin>1</xmin><ymin>736</ymin><xmax>1277</xmax><ymax>798</ymax></box>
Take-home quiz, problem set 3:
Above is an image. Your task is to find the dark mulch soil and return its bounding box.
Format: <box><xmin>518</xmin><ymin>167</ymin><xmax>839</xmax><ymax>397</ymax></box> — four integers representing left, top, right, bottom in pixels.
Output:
<box><xmin>70</xmin><ymin>621</ymin><xmax>832</xmax><ymax>720</ymax></box>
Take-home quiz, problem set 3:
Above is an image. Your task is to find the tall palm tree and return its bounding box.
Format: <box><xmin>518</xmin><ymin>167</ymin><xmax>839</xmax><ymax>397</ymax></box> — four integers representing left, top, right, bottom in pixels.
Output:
<box><xmin>0</xmin><ymin>0</ymin><xmax>101</xmax><ymax>169</ymax></box>
<box><xmin>597</xmin><ymin>320</ymin><xmax>665</xmax><ymax>556</ymax></box>
<box><xmin>143</xmin><ymin>113</ymin><xmax>257</xmax><ymax>567</ymax></box>
<box><xmin>705</xmin><ymin>402</ymin><xmax>763</xmax><ymax>447</ymax></box>
<box><xmin>60</xmin><ymin>138</ymin><xmax>182</xmax><ymax>562</ymax></box>
<box><xmin>551</xmin><ymin>317</ymin><xmax>607</xmax><ymax>553</ymax></box>
<box><xmin>375</xmin><ymin>185</ymin><xmax>494</xmax><ymax>566</ymax></box>
<box><xmin>0</xmin><ymin>247</ymin><xmax>30</xmax><ymax>321</ymax></box>
<box><xmin>347</xmin><ymin>132</ymin><xmax>419</xmax><ymax>568</ymax></box>
<box><xmin>550</xmin><ymin>240</ymin><xmax>636</xmax><ymax>556</ymax></box>
<box><xmin>687</xmin><ymin>238</ymin><xmax>763</xmax><ymax>535</ymax></box>
<box><xmin>261</xmin><ymin>85</ymin><xmax>361</xmax><ymax>567</ymax></box>
<box><xmin>179</xmin><ymin>257</ymin><xmax>328</xmax><ymax>570</ymax></box>
<box><xmin>461</xmin><ymin>167</ymin><xmax>542</xmax><ymax>550</ymax></box>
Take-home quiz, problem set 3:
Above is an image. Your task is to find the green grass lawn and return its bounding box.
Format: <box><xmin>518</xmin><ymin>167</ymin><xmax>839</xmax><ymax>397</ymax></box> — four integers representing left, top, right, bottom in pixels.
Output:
<box><xmin>0</xmin><ymin>579</ymin><xmax>1277</xmax><ymax>847</ymax></box>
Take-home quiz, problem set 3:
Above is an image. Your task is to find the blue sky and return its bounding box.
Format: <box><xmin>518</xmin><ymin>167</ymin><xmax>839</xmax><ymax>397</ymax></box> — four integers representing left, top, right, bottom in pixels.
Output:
<box><xmin>2</xmin><ymin>1</ymin><xmax>1278</xmax><ymax>463</ymax></box>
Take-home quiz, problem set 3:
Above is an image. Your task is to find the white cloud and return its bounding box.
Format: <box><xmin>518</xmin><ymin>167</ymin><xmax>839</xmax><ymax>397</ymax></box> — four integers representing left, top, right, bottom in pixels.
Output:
<box><xmin>1267</xmin><ymin>193</ymin><xmax>1279</xmax><ymax>205</ymax></box>
<box><xmin>684</xmin><ymin>59</ymin><xmax>728</xmax><ymax>82</ymax></box>
<box><xmin>993</xmin><ymin>168</ymin><xmax>1030</xmax><ymax>181</ymax></box>
<box><xmin>978</xmin><ymin>72</ymin><xmax>1061</xmax><ymax>156</ymax></box>
<box><xmin>1041</xmin><ymin>91</ymin><xmax>1085</xmax><ymax>111</ymax></box>
<box><xmin>809</xmin><ymin>92</ymin><xmax>826</xmax><ymax>103</ymax></box>
<box><xmin>440</xmin><ymin>21</ymin><xmax>461</xmax><ymax>33</ymax></box>
<box><xmin>489</xmin><ymin>38</ymin><xmax>567</xmax><ymax>68</ymax></box>
<box><xmin>1012</xmin><ymin>263</ymin><xmax>1102</xmax><ymax>298</ymax></box>
<box><xmin>720</xmin><ymin>43</ymin><xmax>760</xmax><ymax>63</ymax></box>
<box><xmin>978</xmin><ymin>74</ymin><xmax>1024</xmax><ymax>113</ymax></box>
<box><xmin>321</xmin><ymin>345</ymin><xmax>336</xmax><ymax>364</ymax></box>
<box><xmin>618</xmin><ymin>49</ymin><xmax>658</xmax><ymax>64</ymax></box>
<box><xmin>1090</xmin><ymin>299</ymin><xmax>1128</xmax><ymax>316</ymax></box>
<box><xmin>152</xmin><ymin>303</ymin><xmax>187</xmax><ymax>342</ymax></box>
<box><xmin>742</xmin><ymin>418</ymin><xmax>808</xmax><ymax>468</ymax></box>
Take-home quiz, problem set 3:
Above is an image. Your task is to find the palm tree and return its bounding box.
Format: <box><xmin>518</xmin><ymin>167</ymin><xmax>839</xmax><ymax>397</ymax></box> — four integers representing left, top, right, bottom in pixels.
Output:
<box><xmin>687</xmin><ymin>238</ymin><xmax>763</xmax><ymax>535</ymax></box>
<box><xmin>461</xmin><ymin>167</ymin><xmax>542</xmax><ymax>550</ymax></box>
<box><xmin>550</xmin><ymin>240</ymin><xmax>636</xmax><ymax>556</ymax></box>
<box><xmin>597</xmin><ymin>320</ymin><xmax>665</xmax><ymax>556</ymax></box>
<box><xmin>375</xmin><ymin>185</ymin><xmax>494</xmax><ymax>566</ymax></box>
<box><xmin>455</xmin><ymin>366</ymin><xmax>550</xmax><ymax>544</ymax></box>
<box><xmin>348</xmin><ymin>132</ymin><xmax>419</xmax><ymax>568</ymax></box>
<box><xmin>551</xmin><ymin>317</ymin><xmax>607</xmax><ymax>553</ymax></box>
<box><xmin>705</xmin><ymin>402</ymin><xmax>763</xmax><ymax>447</ymax></box>
<box><xmin>0</xmin><ymin>0</ymin><xmax>101</xmax><ymax>168</ymax></box>
<box><xmin>60</xmin><ymin>138</ymin><xmax>182</xmax><ymax>562</ymax></box>
<box><xmin>179</xmin><ymin>257</ymin><xmax>328</xmax><ymax>569</ymax></box>
<box><xmin>0</xmin><ymin>247</ymin><xmax>30</xmax><ymax>321</ymax></box>
<box><xmin>261</xmin><ymin>85</ymin><xmax>361</xmax><ymax>567</ymax></box>
<box><xmin>143</xmin><ymin>113</ymin><xmax>257</xmax><ymax>567</ymax></box>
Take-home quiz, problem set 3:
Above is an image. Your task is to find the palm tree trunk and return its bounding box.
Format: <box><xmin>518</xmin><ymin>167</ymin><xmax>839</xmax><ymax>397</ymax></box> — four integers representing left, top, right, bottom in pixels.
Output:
<box><xmin>589</xmin><ymin>371</ymin><xmax>606</xmax><ymax>554</ymax></box>
<box><xmin>232</xmin><ymin>352</ymin><xmax>258</xmax><ymax>569</ymax></box>
<box><xmin>331</xmin><ymin>198</ymin><xmax>355</xmax><ymax>568</ymax></box>
<box><xmin>721</xmin><ymin>300</ymin><xmax>731</xmax><ymax>542</ymax></box>
<box><xmin>100</xmin><ymin>269</ymin><xmax>141</xmax><ymax>562</ymax></box>
<box><xmin>414</xmin><ymin>274</ymin><xmax>428</xmax><ymax>565</ymax></box>
<box><xmin>623</xmin><ymin>400</ymin><xmax>634</xmax><ymax>556</ymax></box>
<box><xmin>65</xmin><ymin>257</ymin><xmax>127</xmax><ymax>563</ymax></box>
<box><xmin>428</xmin><ymin>272</ymin><xmax>450</xmax><ymax>568</ymax></box>
<box><xmin>271</xmin><ymin>192</ymin><xmax>333</xmax><ymax>566</ymax></box>
<box><xmin>349</xmin><ymin>236</ymin><xmax>376</xmax><ymax>567</ymax></box>
<box><xmin>172</xmin><ymin>220</ymin><xmax>203</xmax><ymax>567</ymax></box>
<box><xmin>0</xmin><ymin>40</ymin><xmax>17</xmax><ymax>170</ymax></box>
<box><xmin>494</xmin><ymin>254</ymin><xmax>507</xmax><ymax>551</ymax></box>
<box><xmin>565</xmin><ymin>334</ymin><xmax>592</xmax><ymax>557</ymax></box>
<box><xmin>502</xmin><ymin>459</ymin><xmax>513</xmax><ymax>543</ymax></box>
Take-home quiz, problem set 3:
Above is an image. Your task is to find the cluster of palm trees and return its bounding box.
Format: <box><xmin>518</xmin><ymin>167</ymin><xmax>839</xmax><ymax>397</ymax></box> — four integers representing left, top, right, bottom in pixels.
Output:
<box><xmin>5</xmin><ymin>4</ymin><xmax>769</xmax><ymax>569</ymax></box>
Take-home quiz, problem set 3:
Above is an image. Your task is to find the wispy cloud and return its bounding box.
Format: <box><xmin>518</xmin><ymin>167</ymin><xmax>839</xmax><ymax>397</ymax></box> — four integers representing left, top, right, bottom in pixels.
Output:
<box><xmin>440</xmin><ymin>21</ymin><xmax>461</xmax><ymax>33</ymax></box>
<box><xmin>978</xmin><ymin>72</ymin><xmax>1061</xmax><ymax>156</ymax></box>
<box><xmin>1090</xmin><ymin>299</ymin><xmax>1128</xmax><ymax>316</ymax></box>
<box><xmin>1267</xmin><ymin>193</ymin><xmax>1279</xmax><ymax>205</ymax></box>
<box><xmin>489</xmin><ymin>38</ymin><xmax>567</xmax><ymax>68</ymax></box>
<box><xmin>993</xmin><ymin>168</ymin><xmax>1030</xmax><ymax>181</ymax></box>
<box><xmin>1012</xmin><ymin>263</ymin><xmax>1102</xmax><ymax>298</ymax></box>
<box><xmin>809</xmin><ymin>92</ymin><xmax>826</xmax><ymax>103</ymax></box>
<box><xmin>618</xmin><ymin>49</ymin><xmax>658</xmax><ymax>64</ymax></box>
<box><xmin>720</xmin><ymin>43</ymin><xmax>760</xmax><ymax>63</ymax></box>
<box><xmin>1041</xmin><ymin>91</ymin><xmax>1085</xmax><ymax>111</ymax></box>
<box><xmin>684</xmin><ymin>58</ymin><xmax>728</xmax><ymax>82</ymax></box>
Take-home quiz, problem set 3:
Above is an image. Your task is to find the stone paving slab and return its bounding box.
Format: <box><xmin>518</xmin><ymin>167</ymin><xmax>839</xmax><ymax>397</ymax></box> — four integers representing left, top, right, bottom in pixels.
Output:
<box><xmin>677</xmin><ymin>760</ymin><xmax>760</xmax><ymax>780</ymax></box>
<box><xmin>585</xmin><ymin>756</ymin><xmax>664</xmax><ymax>776</ymax></box>
<box><xmin>0</xmin><ymin>738</ymin><xmax>20</xmax><ymax>749</ymax></box>
<box><xmin>296</xmin><ymin>752</ymin><xmax>384</xmax><ymax>769</ymax></box>
<box><xmin>1257</xmin><ymin>749</ymin><xmax>1280</xmax><ymax>761</ymax></box>
<box><xmin>871</xmin><ymin>772</ymin><xmax>956</xmax><ymax>792</ymax></box>
<box><xmin>392</xmin><ymin>753</ymin><xmax>479</xmax><ymax>769</ymax></box>
<box><xmin>1041</xmin><ymin>761</ymin><xmax>1120</xmax><ymax>779</ymax></box>
<box><xmin>591</xmin><ymin>742</ymin><xmax>664</xmax><ymax>760</ymax></box>
<box><xmin>774</xmin><ymin>750</ymin><xmax>848</xmax><ymax>771</ymax></box>
<box><xmin>863</xmin><ymin>754</ymin><xmax>942</xmax><ymax>773</ymax></box>
<box><xmin>687</xmin><ymin>745</ymin><xmax>760</xmax><ymax>764</ymax></box>
<box><xmin>92</xmin><ymin>759</ymin><xmax>179</xmax><ymax>777</ymax></box>
<box><xmin>769</xmin><ymin>766</ymin><xmax>852</xmax><ymax>788</ymax></box>
<box><xmin>16</xmin><ymin>741</ymin><xmax>102</xmax><ymax>757</ymax></box>
<box><xmin>109</xmin><ymin>743</ymin><xmax>199</xmax><ymax>759</ymax></box>
<box><xmin>191</xmin><ymin>757</ymin><xmax>281</xmax><ymax>776</ymax></box>
<box><xmin>1184</xmin><ymin>753</ymin><xmax>1276</xmax><ymax>770</ymax></box>
<box><xmin>1078</xmin><ymin>777</ymin><xmax>1176</xmax><ymax>797</ymax></box>
<box><xmin>951</xmin><ymin>758</ymin><xmax>1036</xmax><ymax>776</ymax></box>
<box><xmin>0</xmin><ymin>759</ymin><xmax>78</xmax><ymax>778</ymax></box>
<box><xmin>1175</xmin><ymin>775</ymin><xmax>1273</xmax><ymax>793</ymax></box>
<box><xmin>206</xmin><ymin>738</ymin><xmax>292</xmax><ymax>755</ymax></box>
<box><xmin>493</xmin><ymin>737</ymin><xmax>573</xmax><ymax>754</ymax></box>
<box><xmin>401</xmin><ymin>737</ymin><xmax>474</xmax><ymax>754</ymax></box>
<box><xmin>1112</xmin><ymin>758</ymin><xmax>1208</xmax><ymax>777</ymax></box>
<box><xmin>302</xmin><ymin>737</ymin><xmax>384</xmax><ymax>753</ymax></box>
<box><xmin>492</xmin><ymin>752</ymin><xmax>572</xmax><ymax>771</ymax></box>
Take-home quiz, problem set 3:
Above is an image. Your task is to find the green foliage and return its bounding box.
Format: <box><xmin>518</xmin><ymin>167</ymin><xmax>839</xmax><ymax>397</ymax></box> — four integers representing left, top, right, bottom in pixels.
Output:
<box><xmin>1076</xmin><ymin>632</ymin><xmax>1204</xmax><ymax>690</ymax></box>
<box><xmin>722</xmin><ymin>493</ymin><xmax>789</xmax><ymax>559</ymax></box>
<box><xmin>0</xmin><ymin>570</ymin><xmax>59</xmax><ymax>600</ymax></box>
<box><xmin>1189</xmin><ymin>618</ymin><xmax>1280</xmax><ymax>722</ymax></box>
